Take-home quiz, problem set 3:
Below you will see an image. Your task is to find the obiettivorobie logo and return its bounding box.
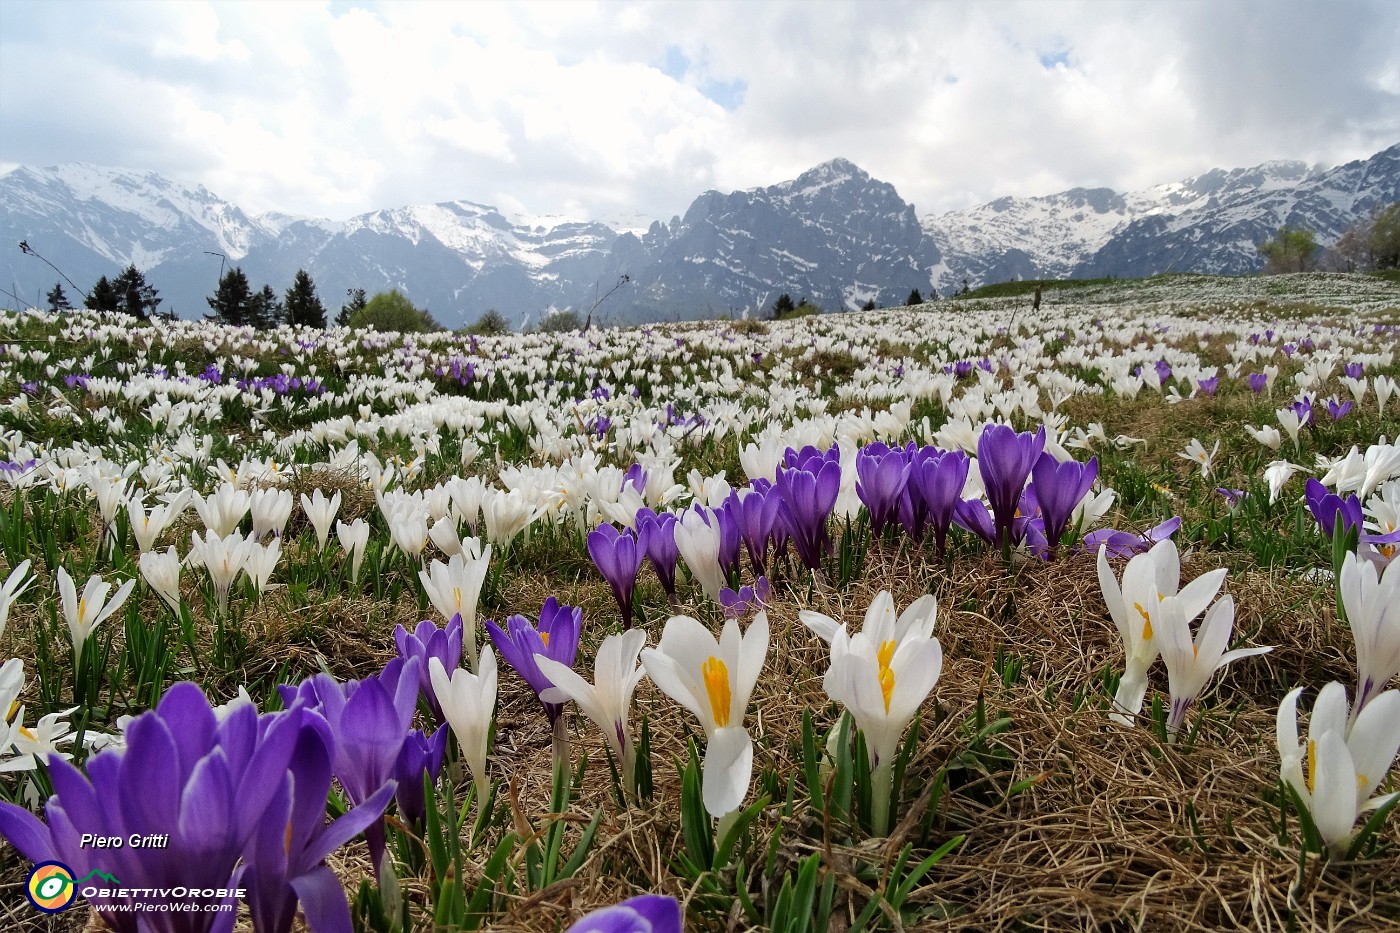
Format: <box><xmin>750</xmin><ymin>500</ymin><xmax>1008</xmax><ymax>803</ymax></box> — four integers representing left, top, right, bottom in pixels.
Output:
<box><xmin>25</xmin><ymin>862</ymin><xmax>121</xmax><ymax>913</ymax></box>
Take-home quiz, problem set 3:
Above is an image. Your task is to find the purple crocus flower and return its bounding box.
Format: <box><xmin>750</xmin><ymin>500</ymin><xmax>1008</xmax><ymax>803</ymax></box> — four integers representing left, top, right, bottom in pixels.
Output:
<box><xmin>1327</xmin><ymin>398</ymin><xmax>1352</xmax><ymax>420</ymax></box>
<box><xmin>394</xmin><ymin>615</ymin><xmax>464</xmax><ymax>723</ymax></box>
<box><xmin>855</xmin><ymin>442</ymin><xmax>912</xmax><ymax>536</ymax></box>
<box><xmin>566</xmin><ymin>894</ymin><xmax>682</xmax><ymax>933</ymax></box>
<box><xmin>244</xmin><ymin>713</ymin><xmax>396</xmax><ymax>933</ymax></box>
<box><xmin>1029</xmin><ymin>453</ymin><xmax>1098</xmax><ymax>556</ymax></box>
<box><xmin>774</xmin><ymin>455</ymin><xmax>841</xmax><ymax>571</ymax></box>
<box><xmin>710</xmin><ymin>500</ymin><xmax>745</xmax><ymax>578</ymax></box>
<box><xmin>484</xmin><ymin>598</ymin><xmax>583</xmax><ymax>727</ymax></box>
<box><xmin>1080</xmin><ymin>516</ymin><xmax>1182</xmax><ymax>558</ymax></box>
<box><xmin>954</xmin><ymin>498</ymin><xmax>997</xmax><ymax>546</ymax></box>
<box><xmin>635</xmin><ymin>509</ymin><xmax>680</xmax><ymax>604</ymax></box>
<box><xmin>1154</xmin><ymin>359</ymin><xmax>1172</xmax><ymax>383</ymax></box>
<box><xmin>393</xmin><ymin>726</ymin><xmax>449</xmax><ymax>829</ymax></box>
<box><xmin>1247</xmin><ymin>372</ymin><xmax>1267</xmax><ymax>394</ymax></box>
<box><xmin>727</xmin><ymin>485</ymin><xmax>782</xmax><ymax>576</ymax></box>
<box><xmin>719</xmin><ymin>577</ymin><xmax>770</xmax><ymax>619</ymax></box>
<box><xmin>1304</xmin><ymin>478</ymin><xmax>1363</xmax><ymax>540</ymax></box>
<box><xmin>977</xmin><ymin>425</ymin><xmax>1046</xmax><ymax>555</ymax></box>
<box><xmin>906</xmin><ymin>447</ymin><xmax>970</xmax><ymax>557</ymax></box>
<box><xmin>1291</xmin><ymin>396</ymin><xmax>1314</xmax><ymax>426</ymax></box>
<box><xmin>588</xmin><ymin>523</ymin><xmax>647</xmax><ymax>630</ymax></box>
<box><xmin>1215</xmin><ymin>487</ymin><xmax>1247</xmax><ymax>509</ymax></box>
<box><xmin>1344</xmin><ymin>361</ymin><xmax>1364</xmax><ymax>379</ymax></box>
<box><xmin>1197</xmin><ymin>377</ymin><xmax>1219</xmax><ymax>396</ymax></box>
<box><xmin>0</xmin><ymin>683</ymin><xmax>308</xmax><ymax>933</ymax></box>
<box><xmin>279</xmin><ymin>658</ymin><xmax>420</xmax><ymax>880</ymax></box>
<box><xmin>622</xmin><ymin>463</ymin><xmax>648</xmax><ymax>496</ymax></box>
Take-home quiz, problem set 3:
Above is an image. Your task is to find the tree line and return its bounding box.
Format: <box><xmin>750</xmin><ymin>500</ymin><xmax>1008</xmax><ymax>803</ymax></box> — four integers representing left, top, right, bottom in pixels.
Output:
<box><xmin>1258</xmin><ymin>202</ymin><xmax>1400</xmax><ymax>274</ymax></box>
<box><xmin>49</xmin><ymin>266</ymin><xmax>443</xmax><ymax>332</ymax></box>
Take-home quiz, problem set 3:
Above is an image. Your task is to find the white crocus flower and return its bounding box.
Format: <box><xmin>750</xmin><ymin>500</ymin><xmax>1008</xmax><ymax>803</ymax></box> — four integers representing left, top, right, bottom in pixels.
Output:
<box><xmin>673</xmin><ymin>506</ymin><xmax>726</xmax><ymax>604</ymax></box>
<box><xmin>419</xmin><ymin>547</ymin><xmax>491</xmax><ymax>669</ymax></box>
<box><xmin>1178</xmin><ymin>438</ymin><xmax>1219</xmax><ymax>479</ymax></box>
<box><xmin>248</xmin><ymin>486</ymin><xmax>293</xmax><ymax>540</ymax></box>
<box><xmin>641</xmin><ymin>612</ymin><xmax>768</xmax><ymax>818</ymax></box>
<box><xmin>1339</xmin><ymin>550</ymin><xmax>1400</xmax><ymax>722</ymax></box>
<box><xmin>138</xmin><ymin>547</ymin><xmax>183</xmax><ymax>614</ymax></box>
<box><xmin>336</xmin><ymin>518</ymin><xmax>370</xmax><ymax>583</ymax></box>
<box><xmin>1097</xmin><ymin>540</ymin><xmax>1226</xmax><ymax>725</ymax></box>
<box><xmin>804</xmin><ymin>591</ymin><xmax>942</xmax><ymax>837</ymax></box>
<box><xmin>192</xmin><ymin>482</ymin><xmax>251</xmax><ymax>537</ymax></box>
<box><xmin>430</xmin><ymin>650</ymin><xmax>497</xmax><ymax>808</ymax></box>
<box><xmin>245</xmin><ymin>537</ymin><xmax>281</xmax><ymax>596</ymax></box>
<box><xmin>1376</xmin><ymin>375</ymin><xmax>1397</xmax><ymax>418</ymax></box>
<box><xmin>1277</xmin><ymin>682</ymin><xmax>1400</xmax><ymax>857</ymax></box>
<box><xmin>126</xmin><ymin>491</ymin><xmax>189</xmax><ymax>552</ymax></box>
<box><xmin>55</xmin><ymin>567</ymin><xmax>136</xmax><ymax>661</ymax></box>
<box><xmin>300</xmin><ymin>488</ymin><xmax>342</xmax><ymax>550</ymax></box>
<box><xmin>187</xmin><ymin>529</ymin><xmax>253</xmax><ymax>613</ymax></box>
<box><xmin>1264</xmin><ymin>461</ymin><xmax>1305</xmax><ymax>504</ymax></box>
<box><xmin>1245</xmin><ymin>425</ymin><xmax>1282</xmax><ymax>451</ymax></box>
<box><xmin>0</xmin><ymin>559</ymin><xmax>34</xmax><ymax>641</ymax></box>
<box><xmin>1276</xmin><ymin>407</ymin><xmax>1304</xmax><ymax>453</ymax></box>
<box><xmin>480</xmin><ymin>487</ymin><xmax>541</xmax><ymax>548</ymax></box>
<box><xmin>535</xmin><ymin>628</ymin><xmax>649</xmax><ymax>796</ymax></box>
<box><xmin>1153</xmin><ymin>588</ymin><xmax>1272</xmax><ymax>738</ymax></box>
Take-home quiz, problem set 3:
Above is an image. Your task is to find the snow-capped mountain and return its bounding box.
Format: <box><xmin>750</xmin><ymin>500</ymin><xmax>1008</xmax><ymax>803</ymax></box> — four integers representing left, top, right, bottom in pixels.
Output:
<box><xmin>922</xmin><ymin>145</ymin><xmax>1399</xmax><ymax>291</ymax></box>
<box><xmin>2</xmin><ymin>145</ymin><xmax>1396</xmax><ymax>328</ymax></box>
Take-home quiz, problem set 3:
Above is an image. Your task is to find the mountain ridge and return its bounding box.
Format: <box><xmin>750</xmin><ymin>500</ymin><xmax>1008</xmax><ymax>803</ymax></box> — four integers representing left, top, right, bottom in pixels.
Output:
<box><xmin>2</xmin><ymin>145</ymin><xmax>1395</xmax><ymax>327</ymax></box>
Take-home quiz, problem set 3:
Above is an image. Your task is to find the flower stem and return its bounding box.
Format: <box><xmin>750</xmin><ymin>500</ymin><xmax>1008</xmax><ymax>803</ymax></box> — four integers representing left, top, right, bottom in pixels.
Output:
<box><xmin>871</xmin><ymin>759</ymin><xmax>893</xmax><ymax>838</ymax></box>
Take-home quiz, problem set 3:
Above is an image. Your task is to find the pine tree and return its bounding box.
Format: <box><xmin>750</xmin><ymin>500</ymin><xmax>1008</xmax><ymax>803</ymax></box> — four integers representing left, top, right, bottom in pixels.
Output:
<box><xmin>206</xmin><ymin>267</ymin><xmax>254</xmax><ymax>326</ymax></box>
<box><xmin>337</xmin><ymin>288</ymin><xmax>367</xmax><ymax>326</ymax></box>
<box><xmin>112</xmin><ymin>264</ymin><xmax>161</xmax><ymax>319</ymax></box>
<box><xmin>906</xmin><ymin>288</ymin><xmax>923</xmax><ymax>305</ymax></box>
<box><xmin>770</xmin><ymin>293</ymin><xmax>796</xmax><ymax>319</ymax></box>
<box><xmin>283</xmin><ymin>269</ymin><xmax>327</xmax><ymax>328</ymax></box>
<box><xmin>46</xmin><ymin>282</ymin><xmax>73</xmax><ymax>312</ymax></box>
<box><xmin>85</xmin><ymin>275</ymin><xmax>120</xmax><ymax>314</ymax></box>
<box><xmin>248</xmin><ymin>284</ymin><xmax>282</xmax><ymax>330</ymax></box>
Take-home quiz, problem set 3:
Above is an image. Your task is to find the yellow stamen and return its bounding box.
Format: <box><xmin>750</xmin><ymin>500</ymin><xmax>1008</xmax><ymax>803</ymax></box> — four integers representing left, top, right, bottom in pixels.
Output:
<box><xmin>19</xmin><ymin>725</ymin><xmax>34</xmax><ymax>741</ymax></box>
<box><xmin>1358</xmin><ymin>772</ymin><xmax>1369</xmax><ymax>790</ymax></box>
<box><xmin>78</xmin><ymin>597</ymin><xmax>86</xmax><ymax>622</ymax></box>
<box><xmin>284</xmin><ymin>821</ymin><xmax>293</xmax><ymax>856</ymax></box>
<box><xmin>1307</xmin><ymin>739</ymin><xmax>1317</xmax><ymax>794</ymax></box>
<box><xmin>5</xmin><ymin>700</ymin><xmax>18</xmax><ymax>722</ymax></box>
<box><xmin>702</xmin><ymin>656</ymin><xmax>731</xmax><ymax>728</ymax></box>
<box><xmin>878</xmin><ymin>639</ymin><xmax>898</xmax><ymax>713</ymax></box>
<box><xmin>540</xmin><ymin>631</ymin><xmax>550</xmax><ymax>647</ymax></box>
<box><xmin>1134</xmin><ymin>603</ymin><xmax>1153</xmax><ymax>641</ymax></box>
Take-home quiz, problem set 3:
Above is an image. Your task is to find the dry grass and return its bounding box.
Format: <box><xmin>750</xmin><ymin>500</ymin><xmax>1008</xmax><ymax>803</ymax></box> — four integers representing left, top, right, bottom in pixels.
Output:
<box><xmin>2</xmin><ymin>530</ymin><xmax>1397</xmax><ymax>933</ymax></box>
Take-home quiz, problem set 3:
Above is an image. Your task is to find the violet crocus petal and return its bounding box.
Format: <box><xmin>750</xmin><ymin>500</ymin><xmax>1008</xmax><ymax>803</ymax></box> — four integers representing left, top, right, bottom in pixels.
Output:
<box><xmin>337</xmin><ymin>681</ymin><xmax>404</xmax><ymax>804</ymax></box>
<box><xmin>177</xmin><ymin>750</ymin><xmax>236</xmax><ymax>859</ymax></box>
<box><xmin>565</xmin><ymin>895</ymin><xmax>683</xmax><ymax>933</ymax></box>
<box><xmin>156</xmin><ymin>681</ymin><xmax>218</xmax><ymax>777</ymax></box>
<box><xmin>0</xmin><ymin>800</ymin><xmax>56</xmax><ymax>864</ymax></box>
<box><xmin>292</xmin><ymin>864</ymin><xmax>357</xmax><ymax>933</ymax></box>
<box><xmin>305</xmin><ymin>782</ymin><xmax>397</xmax><ymax>869</ymax></box>
<box><xmin>118</xmin><ymin>712</ymin><xmax>183</xmax><ymax>839</ymax></box>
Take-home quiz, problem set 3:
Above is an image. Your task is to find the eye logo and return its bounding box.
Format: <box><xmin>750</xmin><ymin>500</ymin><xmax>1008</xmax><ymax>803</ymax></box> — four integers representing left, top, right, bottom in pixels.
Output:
<box><xmin>26</xmin><ymin>861</ymin><xmax>77</xmax><ymax>912</ymax></box>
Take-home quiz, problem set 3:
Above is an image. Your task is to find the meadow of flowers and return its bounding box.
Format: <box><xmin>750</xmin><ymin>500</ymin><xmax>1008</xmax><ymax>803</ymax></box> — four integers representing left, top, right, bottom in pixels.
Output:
<box><xmin>0</xmin><ymin>270</ymin><xmax>1398</xmax><ymax>932</ymax></box>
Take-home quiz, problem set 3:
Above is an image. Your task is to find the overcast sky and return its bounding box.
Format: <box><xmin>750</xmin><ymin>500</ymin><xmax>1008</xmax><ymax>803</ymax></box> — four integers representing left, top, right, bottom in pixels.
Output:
<box><xmin>2</xmin><ymin>0</ymin><xmax>1397</xmax><ymax>224</ymax></box>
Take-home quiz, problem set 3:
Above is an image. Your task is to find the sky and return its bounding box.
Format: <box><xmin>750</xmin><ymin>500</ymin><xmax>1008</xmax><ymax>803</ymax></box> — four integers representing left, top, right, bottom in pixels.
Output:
<box><xmin>1</xmin><ymin>0</ymin><xmax>1397</xmax><ymax>225</ymax></box>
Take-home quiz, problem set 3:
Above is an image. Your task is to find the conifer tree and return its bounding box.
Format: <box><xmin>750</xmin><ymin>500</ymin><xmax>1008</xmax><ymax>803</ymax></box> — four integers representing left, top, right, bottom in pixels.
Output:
<box><xmin>85</xmin><ymin>275</ymin><xmax>120</xmax><ymax>314</ymax></box>
<box><xmin>248</xmin><ymin>283</ymin><xmax>282</xmax><ymax>330</ymax></box>
<box><xmin>206</xmin><ymin>267</ymin><xmax>254</xmax><ymax>326</ymax></box>
<box><xmin>112</xmin><ymin>264</ymin><xmax>161</xmax><ymax>319</ymax></box>
<box><xmin>337</xmin><ymin>288</ymin><xmax>367</xmax><ymax>326</ymax></box>
<box><xmin>46</xmin><ymin>282</ymin><xmax>73</xmax><ymax>312</ymax></box>
<box><xmin>283</xmin><ymin>269</ymin><xmax>327</xmax><ymax>328</ymax></box>
<box><xmin>906</xmin><ymin>288</ymin><xmax>923</xmax><ymax>305</ymax></box>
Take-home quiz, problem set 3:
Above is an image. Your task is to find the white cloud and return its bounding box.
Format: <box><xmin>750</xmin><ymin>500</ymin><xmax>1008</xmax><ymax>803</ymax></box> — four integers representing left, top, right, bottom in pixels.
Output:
<box><xmin>1</xmin><ymin>0</ymin><xmax>1395</xmax><ymax>222</ymax></box>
